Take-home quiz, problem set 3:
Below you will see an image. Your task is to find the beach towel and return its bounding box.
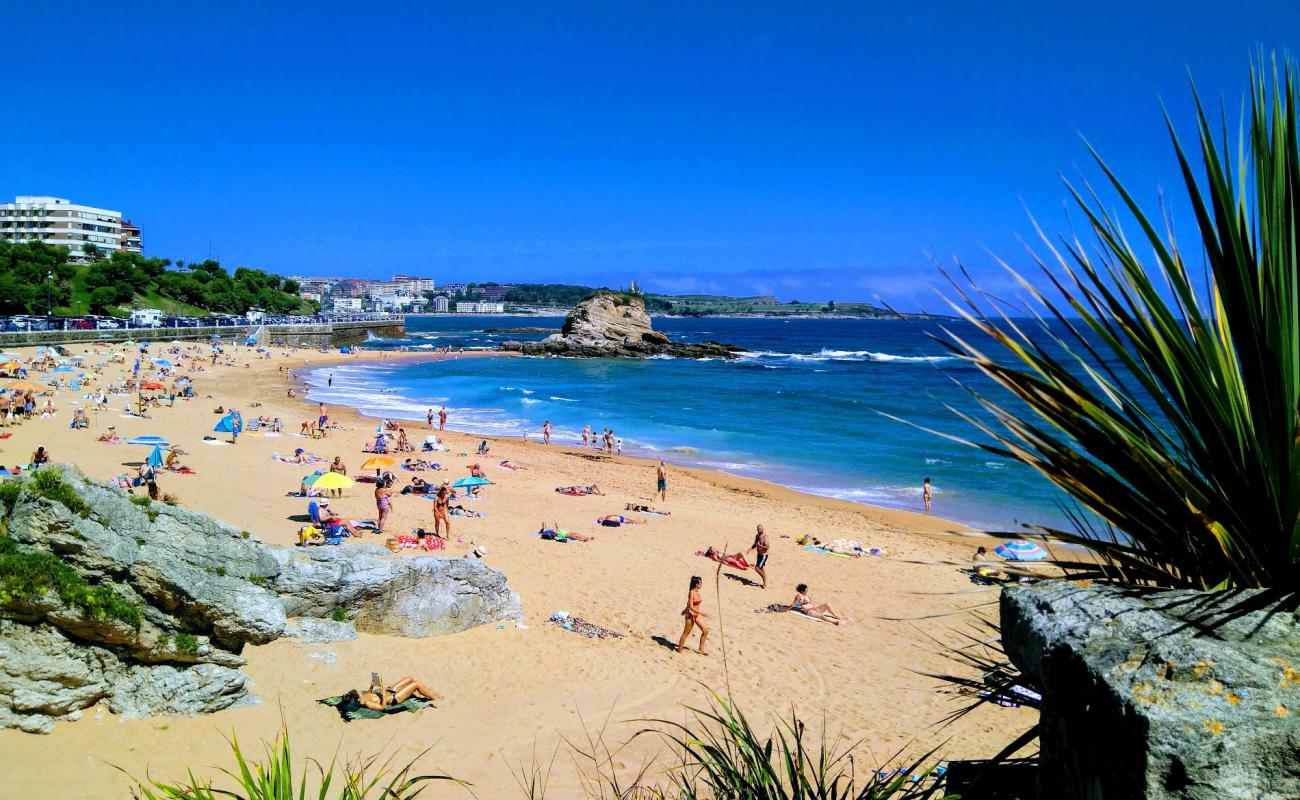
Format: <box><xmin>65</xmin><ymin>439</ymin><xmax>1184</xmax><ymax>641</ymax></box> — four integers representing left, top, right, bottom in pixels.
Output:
<box><xmin>167</xmin><ymin>467</ymin><xmax>196</xmax><ymax>475</ymax></box>
<box><xmin>696</xmin><ymin>550</ymin><xmax>751</xmax><ymax>570</ymax></box>
<box><xmin>557</xmin><ymin>488</ymin><xmax>587</xmax><ymax>496</ymax></box>
<box><xmin>318</xmin><ymin>695</ymin><xmax>432</xmax><ymax>722</ymax></box>
<box><xmin>203</xmin><ymin>439</ymin><xmax>232</xmax><ymax>447</ymax></box>
<box><xmin>547</xmin><ymin>613</ymin><xmax>623</xmax><ymax>640</ymax></box>
<box><xmin>754</xmin><ymin>603</ymin><xmax>838</xmax><ymax>624</ymax></box>
<box><xmin>803</xmin><ymin>545</ymin><xmax>853</xmax><ymax>559</ymax></box>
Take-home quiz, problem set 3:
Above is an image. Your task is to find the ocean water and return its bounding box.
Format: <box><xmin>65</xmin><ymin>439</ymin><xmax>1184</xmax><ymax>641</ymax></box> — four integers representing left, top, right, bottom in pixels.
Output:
<box><xmin>305</xmin><ymin>315</ymin><xmax>1079</xmax><ymax>531</ymax></box>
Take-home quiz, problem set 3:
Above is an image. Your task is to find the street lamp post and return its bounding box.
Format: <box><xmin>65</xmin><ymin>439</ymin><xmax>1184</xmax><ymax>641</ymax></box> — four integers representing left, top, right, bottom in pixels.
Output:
<box><xmin>46</xmin><ymin>271</ymin><xmax>53</xmax><ymax>318</ymax></box>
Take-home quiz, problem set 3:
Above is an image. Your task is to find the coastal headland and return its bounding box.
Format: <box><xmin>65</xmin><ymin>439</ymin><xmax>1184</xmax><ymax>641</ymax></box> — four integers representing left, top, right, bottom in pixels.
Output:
<box><xmin>0</xmin><ymin>341</ymin><xmax>1031</xmax><ymax>797</ymax></box>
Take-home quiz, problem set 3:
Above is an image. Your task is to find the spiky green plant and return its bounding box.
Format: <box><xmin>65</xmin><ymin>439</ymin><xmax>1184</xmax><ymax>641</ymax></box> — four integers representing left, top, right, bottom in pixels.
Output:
<box><xmin>127</xmin><ymin>726</ymin><xmax>458</xmax><ymax>799</ymax></box>
<box><xmin>646</xmin><ymin>696</ymin><xmax>951</xmax><ymax>800</ymax></box>
<box><xmin>927</xmin><ymin>55</ymin><xmax>1300</xmax><ymax>589</ymax></box>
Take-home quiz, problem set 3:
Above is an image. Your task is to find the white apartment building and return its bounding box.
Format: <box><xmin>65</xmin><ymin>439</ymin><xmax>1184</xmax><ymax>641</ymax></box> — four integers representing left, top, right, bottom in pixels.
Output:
<box><xmin>332</xmin><ymin>297</ymin><xmax>363</xmax><ymax>312</ymax></box>
<box><xmin>430</xmin><ymin>296</ymin><xmax>450</xmax><ymax>313</ymax></box>
<box><xmin>392</xmin><ymin>274</ymin><xmax>435</xmax><ymax>293</ymax></box>
<box><xmin>0</xmin><ymin>196</ymin><xmax>136</xmax><ymax>262</ymax></box>
<box><xmin>455</xmin><ymin>301</ymin><xmax>505</xmax><ymax>314</ymax></box>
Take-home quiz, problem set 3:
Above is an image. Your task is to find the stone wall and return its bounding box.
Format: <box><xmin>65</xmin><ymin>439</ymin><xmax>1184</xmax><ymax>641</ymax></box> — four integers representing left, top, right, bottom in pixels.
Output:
<box><xmin>1001</xmin><ymin>581</ymin><xmax>1299</xmax><ymax>799</ymax></box>
<box><xmin>0</xmin><ymin>319</ymin><xmax>404</xmax><ymax>349</ymax></box>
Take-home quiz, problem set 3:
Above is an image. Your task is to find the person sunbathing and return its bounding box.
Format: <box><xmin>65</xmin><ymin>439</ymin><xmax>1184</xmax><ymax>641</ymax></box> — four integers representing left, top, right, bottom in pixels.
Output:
<box><xmin>626</xmin><ymin>503</ymin><xmax>669</xmax><ymax>514</ymax></box>
<box><xmin>539</xmin><ymin>522</ymin><xmax>594</xmax><ymax>542</ymax></box>
<box><xmin>790</xmin><ymin>583</ymin><xmax>849</xmax><ymax>625</ymax></box>
<box><xmin>96</xmin><ymin>429</ymin><xmax>122</xmax><ymax>443</ymax></box>
<box><xmin>345</xmin><ymin>675</ymin><xmax>440</xmax><ymax>711</ymax></box>
<box><xmin>556</xmin><ymin>485</ymin><xmax>603</xmax><ymax>495</ymax></box>
<box><xmin>449</xmin><ymin>504</ymin><xmax>483</xmax><ymax>518</ymax></box>
<box><xmin>401</xmin><ymin>476</ymin><xmax>431</xmax><ymax>495</ymax></box>
<box><xmin>596</xmin><ymin>514</ymin><xmax>644</xmax><ymax>527</ymax></box>
<box><xmin>314</xmin><ymin>500</ymin><xmax>360</xmax><ymax>535</ymax></box>
<box><xmin>498</xmin><ymin>459</ymin><xmax>527</xmax><ymax>470</ymax></box>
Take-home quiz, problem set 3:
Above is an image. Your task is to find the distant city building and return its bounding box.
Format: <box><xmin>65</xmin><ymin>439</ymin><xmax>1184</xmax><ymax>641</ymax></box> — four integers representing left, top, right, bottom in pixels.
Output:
<box><xmin>473</xmin><ymin>285</ymin><xmax>514</xmax><ymax>302</ymax></box>
<box><xmin>119</xmin><ymin>218</ymin><xmax>143</xmax><ymax>254</ymax></box>
<box><xmin>332</xmin><ymin>297</ymin><xmax>363</xmax><ymax>312</ymax></box>
<box><xmin>0</xmin><ymin>195</ymin><xmax>139</xmax><ymax>262</ymax></box>
<box><xmin>442</xmin><ymin>283</ymin><xmax>468</xmax><ymax>295</ymax></box>
<box><xmin>391</xmin><ymin>274</ymin><xmax>436</xmax><ymax>293</ymax></box>
<box><xmin>431</xmin><ymin>295</ymin><xmax>450</xmax><ymax>313</ymax></box>
<box><xmin>372</xmin><ymin>293</ymin><xmax>421</xmax><ymax>312</ymax></box>
<box><xmin>455</xmin><ymin>301</ymin><xmax>504</xmax><ymax>314</ymax></box>
<box><xmin>300</xmin><ymin>291</ymin><xmax>323</xmax><ymax>304</ymax></box>
<box><xmin>334</xmin><ymin>278</ymin><xmax>370</xmax><ymax>297</ymax></box>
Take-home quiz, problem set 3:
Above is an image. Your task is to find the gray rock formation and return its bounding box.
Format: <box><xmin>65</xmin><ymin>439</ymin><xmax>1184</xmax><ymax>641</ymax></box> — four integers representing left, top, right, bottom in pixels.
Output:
<box><xmin>1001</xmin><ymin>581</ymin><xmax>1300</xmax><ymax>800</ymax></box>
<box><xmin>0</xmin><ymin>466</ymin><xmax>522</xmax><ymax>733</ymax></box>
<box><xmin>500</xmin><ymin>293</ymin><xmax>741</xmax><ymax>358</ymax></box>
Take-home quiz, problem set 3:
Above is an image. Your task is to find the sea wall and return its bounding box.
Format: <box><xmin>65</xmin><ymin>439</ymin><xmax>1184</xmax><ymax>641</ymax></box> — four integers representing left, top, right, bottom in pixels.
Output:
<box><xmin>1001</xmin><ymin>581</ymin><xmax>1300</xmax><ymax>799</ymax></box>
<box><xmin>0</xmin><ymin>319</ymin><xmax>404</xmax><ymax>349</ymax></box>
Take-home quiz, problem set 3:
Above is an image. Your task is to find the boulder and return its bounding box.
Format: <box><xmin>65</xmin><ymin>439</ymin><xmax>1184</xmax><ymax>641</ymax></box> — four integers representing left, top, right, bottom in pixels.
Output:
<box><xmin>0</xmin><ymin>466</ymin><xmax>523</xmax><ymax>733</ymax></box>
<box><xmin>500</xmin><ymin>293</ymin><xmax>742</xmax><ymax>359</ymax></box>
<box><xmin>1001</xmin><ymin>581</ymin><xmax>1300</xmax><ymax>800</ymax></box>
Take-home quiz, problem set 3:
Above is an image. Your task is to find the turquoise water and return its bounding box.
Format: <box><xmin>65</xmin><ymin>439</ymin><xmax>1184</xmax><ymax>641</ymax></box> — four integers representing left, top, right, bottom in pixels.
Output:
<box><xmin>304</xmin><ymin>315</ymin><xmax>1077</xmax><ymax>531</ymax></box>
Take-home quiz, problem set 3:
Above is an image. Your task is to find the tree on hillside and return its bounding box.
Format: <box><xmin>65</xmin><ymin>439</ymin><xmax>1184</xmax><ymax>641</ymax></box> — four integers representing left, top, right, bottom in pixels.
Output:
<box><xmin>0</xmin><ymin>240</ymin><xmax>74</xmax><ymax>314</ymax></box>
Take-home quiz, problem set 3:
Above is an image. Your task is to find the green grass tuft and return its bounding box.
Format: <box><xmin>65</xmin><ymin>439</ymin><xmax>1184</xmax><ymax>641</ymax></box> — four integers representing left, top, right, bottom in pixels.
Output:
<box><xmin>330</xmin><ymin>608</ymin><xmax>348</xmax><ymax>622</ymax></box>
<box><xmin>0</xmin><ymin>535</ymin><xmax>142</xmax><ymax>629</ymax></box>
<box><xmin>29</xmin><ymin>470</ymin><xmax>91</xmax><ymax>518</ymax></box>
<box><xmin>173</xmin><ymin>633</ymin><xmax>199</xmax><ymax>655</ymax></box>
<box><xmin>130</xmin><ymin>495</ymin><xmax>159</xmax><ymax>522</ymax></box>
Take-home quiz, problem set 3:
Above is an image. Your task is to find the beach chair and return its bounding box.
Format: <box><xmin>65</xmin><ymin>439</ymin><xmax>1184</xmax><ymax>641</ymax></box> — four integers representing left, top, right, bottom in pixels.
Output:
<box><xmin>307</xmin><ymin>501</ymin><xmax>349</xmax><ymax>540</ymax></box>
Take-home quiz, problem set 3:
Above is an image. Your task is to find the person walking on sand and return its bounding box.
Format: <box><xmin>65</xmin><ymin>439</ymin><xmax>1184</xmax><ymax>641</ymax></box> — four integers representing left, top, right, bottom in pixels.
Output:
<box><xmin>328</xmin><ymin>456</ymin><xmax>348</xmax><ymax>498</ymax></box>
<box><xmin>438</xmin><ymin>407</ymin><xmax>447</xmax><ymax>431</ymax></box>
<box><xmin>433</xmin><ymin>482</ymin><xmax>452</xmax><ymax>538</ymax></box>
<box><xmin>676</xmin><ymin>576</ymin><xmax>709</xmax><ymax>655</ymax></box>
<box><xmin>656</xmin><ymin>461</ymin><xmax>667</xmax><ymax>502</ymax></box>
<box><xmin>923</xmin><ymin>476</ymin><xmax>933</xmax><ymax>513</ymax></box>
<box><xmin>748</xmin><ymin>524</ymin><xmax>770</xmax><ymax>589</ymax></box>
<box><xmin>374</xmin><ymin>478</ymin><xmax>393</xmax><ymax>534</ymax></box>
<box><xmin>542</xmin><ymin>420</ymin><xmax>552</xmax><ymax>445</ymax></box>
<box><xmin>581</xmin><ymin>424</ymin><xmax>591</xmax><ymax>447</ymax></box>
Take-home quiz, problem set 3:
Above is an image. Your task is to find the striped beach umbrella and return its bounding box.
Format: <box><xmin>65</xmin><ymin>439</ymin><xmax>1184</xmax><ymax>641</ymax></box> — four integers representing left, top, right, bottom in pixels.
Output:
<box><xmin>995</xmin><ymin>539</ymin><xmax>1049</xmax><ymax>561</ymax></box>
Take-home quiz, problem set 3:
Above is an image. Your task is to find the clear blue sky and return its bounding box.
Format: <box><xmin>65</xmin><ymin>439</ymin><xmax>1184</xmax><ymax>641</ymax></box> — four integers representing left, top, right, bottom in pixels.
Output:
<box><xmin>2</xmin><ymin>2</ymin><xmax>1295</xmax><ymax>310</ymax></box>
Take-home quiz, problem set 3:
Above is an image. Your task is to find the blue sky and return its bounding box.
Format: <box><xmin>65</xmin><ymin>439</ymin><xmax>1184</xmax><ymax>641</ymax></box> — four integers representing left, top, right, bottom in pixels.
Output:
<box><xmin>1</xmin><ymin>2</ymin><xmax>1295</xmax><ymax>310</ymax></box>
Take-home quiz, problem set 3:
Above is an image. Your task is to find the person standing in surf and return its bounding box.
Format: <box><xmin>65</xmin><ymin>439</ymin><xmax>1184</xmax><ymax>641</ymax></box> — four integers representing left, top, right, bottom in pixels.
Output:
<box><xmin>438</xmin><ymin>407</ymin><xmax>447</xmax><ymax>431</ymax></box>
<box><xmin>427</xmin><ymin>408</ymin><xmax>434</xmax><ymax>429</ymax></box>
<box><xmin>923</xmin><ymin>476</ymin><xmax>933</xmax><ymax>513</ymax></box>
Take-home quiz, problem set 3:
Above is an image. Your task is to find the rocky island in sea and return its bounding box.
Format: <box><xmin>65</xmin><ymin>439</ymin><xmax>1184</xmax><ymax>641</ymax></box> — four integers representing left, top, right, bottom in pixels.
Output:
<box><xmin>499</xmin><ymin>291</ymin><xmax>743</xmax><ymax>358</ymax></box>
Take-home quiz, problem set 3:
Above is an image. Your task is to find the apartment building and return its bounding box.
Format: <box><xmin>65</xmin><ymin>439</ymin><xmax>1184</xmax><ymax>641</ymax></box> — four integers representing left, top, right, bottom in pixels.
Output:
<box><xmin>391</xmin><ymin>274</ymin><xmax>435</xmax><ymax>293</ymax></box>
<box><xmin>430</xmin><ymin>296</ymin><xmax>450</xmax><ymax>313</ymax></box>
<box><xmin>119</xmin><ymin>218</ymin><xmax>143</xmax><ymax>254</ymax></box>
<box><xmin>455</xmin><ymin>301</ymin><xmax>505</xmax><ymax>314</ymax></box>
<box><xmin>473</xmin><ymin>284</ymin><xmax>514</xmax><ymax>302</ymax></box>
<box><xmin>0</xmin><ymin>195</ymin><xmax>137</xmax><ymax>262</ymax></box>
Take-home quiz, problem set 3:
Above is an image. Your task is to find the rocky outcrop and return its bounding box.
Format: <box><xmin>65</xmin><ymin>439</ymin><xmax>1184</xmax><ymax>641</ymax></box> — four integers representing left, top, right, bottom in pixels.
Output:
<box><xmin>1001</xmin><ymin>581</ymin><xmax>1300</xmax><ymax>800</ymax></box>
<box><xmin>500</xmin><ymin>293</ymin><xmax>742</xmax><ymax>358</ymax></box>
<box><xmin>0</xmin><ymin>466</ymin><xmax>522</xmax><ymax>733</ymax></box>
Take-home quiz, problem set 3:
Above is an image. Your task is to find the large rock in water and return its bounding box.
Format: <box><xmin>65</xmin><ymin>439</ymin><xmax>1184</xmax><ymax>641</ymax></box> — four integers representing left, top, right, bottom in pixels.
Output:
<box><xmin>1001</xmin><ymin>581</ymin><xmax>1300</xmax><ymax>799</ymax></box>
<box><xmin>500</xmin><ymin>293</ymin><xmax>742</xmax><ymax>358</ymax></box>
<box><xmin>0</xmin><ymin>466</ymin><xmax>522</xmax><ymax>733</ymax></box>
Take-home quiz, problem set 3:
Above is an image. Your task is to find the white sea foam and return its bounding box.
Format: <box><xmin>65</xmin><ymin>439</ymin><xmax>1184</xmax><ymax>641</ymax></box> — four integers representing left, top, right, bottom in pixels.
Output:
<box><xmin>548</xmin><ymin>396</ymin><xmax>578</xmax><ymax>402</ymax></box>
<box><xmin>738</xmin><ymin>348</ymin><xmax>957</xmax><ymax>364</ymax></box>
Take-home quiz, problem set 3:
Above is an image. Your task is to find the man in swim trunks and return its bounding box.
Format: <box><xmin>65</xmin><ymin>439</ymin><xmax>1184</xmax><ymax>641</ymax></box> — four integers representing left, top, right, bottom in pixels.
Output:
<box><xmin>656</xmin><ymin>461</ymin><xmax>667</xmax><ymax>502</ymax></box>
<box><xmin>748</xmin><ymin>524</ymin><xmax>770</xmax><ymax>589</ymax></box>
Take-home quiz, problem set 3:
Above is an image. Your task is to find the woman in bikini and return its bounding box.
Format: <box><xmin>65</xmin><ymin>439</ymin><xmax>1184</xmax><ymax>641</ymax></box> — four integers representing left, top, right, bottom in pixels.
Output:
<box><xmin>433</xmin><ymin>483</ymin><xmax>452</xmax><ymax>538</ymax></box>
<box><xmin>676</xmin><ymin>575</ymin><xmax>709</xmax><ymax>655</ymax></box>
<box><xmin>790</xmin><ymin>583</ymin><xmax>849</xmax><ymax>625</ymax></box>
<box><xmin>374</xmin><ymin>478</ymin><xmax>393</xmax><ymax>534</ymax></box>
<box><xmin>346</xmin><ymin>675</ymin><xmax>440</xmax><ymax>711</ymax></box>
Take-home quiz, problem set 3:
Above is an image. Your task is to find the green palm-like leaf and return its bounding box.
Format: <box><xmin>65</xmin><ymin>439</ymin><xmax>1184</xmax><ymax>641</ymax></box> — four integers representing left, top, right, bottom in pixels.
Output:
<box><xmin>934</xmin><ymin>54</ymin><xmax>1300</xmax><ymax>589</ymax></box>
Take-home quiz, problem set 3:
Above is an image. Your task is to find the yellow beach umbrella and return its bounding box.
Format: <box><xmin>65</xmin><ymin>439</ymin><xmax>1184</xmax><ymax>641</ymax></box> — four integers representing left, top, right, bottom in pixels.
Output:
<box><xmin>359</xmin><ymin>455</ymin><xmax>395</xmax><ymax>474</ymax></box>
<box><xmin>310</xmin><ymin>472</ymin><xmax>354</xmax><ymax>490</ymax></box>
<box><xmin>0</xmin><ymin>362</ymin><xmax>19</xmax><ymax>370</ymax></box>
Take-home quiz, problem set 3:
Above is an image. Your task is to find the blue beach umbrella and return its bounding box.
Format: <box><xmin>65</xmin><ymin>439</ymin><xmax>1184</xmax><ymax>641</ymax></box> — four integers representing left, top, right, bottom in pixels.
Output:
<box><xmin>127</xmin><ymin>435</ymin><xmax>170</xmax><ymax>447</ymax></box>
<box><xmin>995</xmin><ymin>539</ymin><xmax>1049</xmax><ymax>561</ymax></box>
<box><xmin>153</xmin><ymin>358</ymin><xmax>173</xmax><ymax>367</ymax></box>
<box><xmin>214</xmin><ymin>413</ymin><xmax>240</xmax><ymax>433</ymax></box>
<box><xmin>145</xmin><ymin>445</ymin><xmax>165</xmax><ymax>469</ymax></box>
<box><xmin>451</xmin><ymin>476</ymin><xmax>491</xmax><ymax>489</ymax></box>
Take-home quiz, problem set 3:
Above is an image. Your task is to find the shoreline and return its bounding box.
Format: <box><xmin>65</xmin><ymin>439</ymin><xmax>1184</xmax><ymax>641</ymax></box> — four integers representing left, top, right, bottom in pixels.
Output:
<box><xmin>303</xmin><ymin>347</ymin><xmax>981</xmax><ymax>535</ymax></box>
<box><xmin>0</xmin><ymin>340</ymin><xmax>1027</xmax><ymax>798</ymax></box>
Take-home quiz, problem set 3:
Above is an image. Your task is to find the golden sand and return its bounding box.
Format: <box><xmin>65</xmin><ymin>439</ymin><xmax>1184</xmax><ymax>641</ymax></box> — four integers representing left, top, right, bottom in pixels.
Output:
<box><xmin>0</xmin><ymin>342</ymin><xmax>1032</xmax><ymax>797</ymax></box>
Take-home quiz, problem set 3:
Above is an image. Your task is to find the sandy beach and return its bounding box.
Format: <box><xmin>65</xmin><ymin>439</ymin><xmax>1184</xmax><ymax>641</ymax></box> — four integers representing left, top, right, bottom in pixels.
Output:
<box><xmin>0</xmin><ymin>341</ymin><xmax>1033</xmax><ymax>798</ymax></box>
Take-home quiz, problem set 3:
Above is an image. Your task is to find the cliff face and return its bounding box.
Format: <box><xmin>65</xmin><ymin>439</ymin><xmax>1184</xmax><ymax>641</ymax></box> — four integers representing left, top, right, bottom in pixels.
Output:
<box><xmin>501</xmin><ymin>293</ymin><xmax>741</xmax><ymax>358</ymax></box>
<box><xmin>0</xmin><ymin>466</ymin><xmax>522</xmax><ymax>733</ymax></box>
